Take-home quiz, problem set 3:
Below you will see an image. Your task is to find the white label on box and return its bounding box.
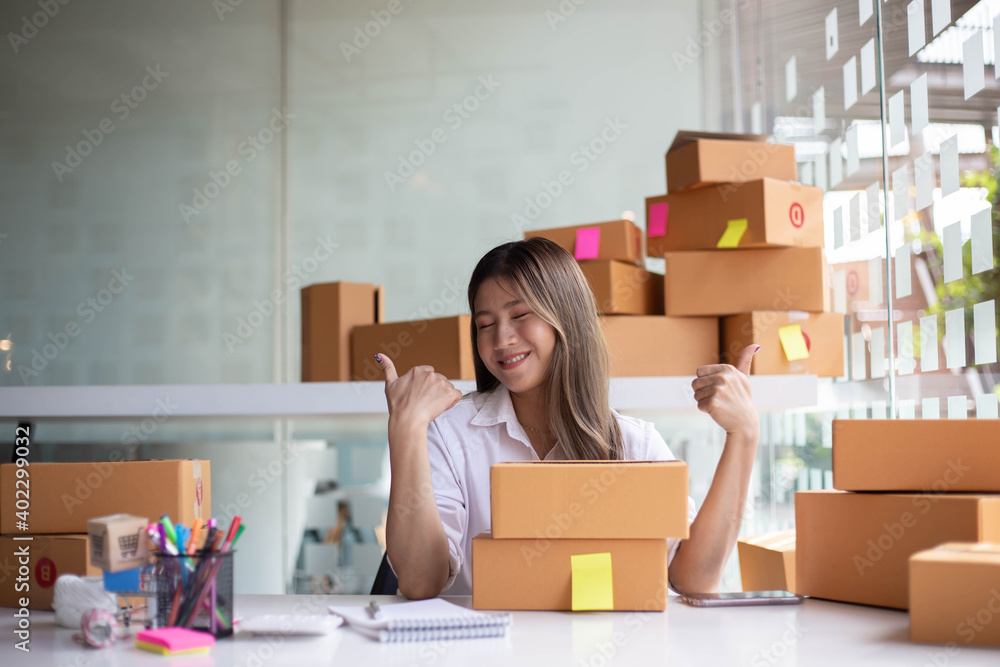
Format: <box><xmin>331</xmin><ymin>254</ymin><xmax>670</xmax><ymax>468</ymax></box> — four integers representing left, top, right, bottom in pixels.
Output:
<box><xmin>844</xmin><ymin>56</ymin><xmax>858</xmax><ymax>111</ymax></box>
<box><xmin>976</xmin><ymin>393</ymin><xmax>999</xmax><ymax>419</ymax></box>
<box><xmin>922</xmin><ymin>398</ymin><xmax>940</xmax><ymax>419</ymax></box>
<box><xmin>896</xmin><ymin>243</ymin><xmax>912</xmax><ymax>298</ymax></box>
<box><xmin>898</xmin><ymin>320</ymin><xmax>915</xmax><ymax>375</ymax></box>
<box><xmin>972</xmin><ymin>208</ymin><xmax>994</xmax><ymax>274</ymax></box>
<box><xmin>851</xmin><ymin>330</ymin><xmax>867</xmax><ymax>380</ymax></box>
<box><xmin>830</xmin><ymin>137</ymin><xmax>843</xmax><ymax>188</ymax></box>
<box><xmin>833</xmin><ymin>269</ymin><xmax>847</xmax><ymax>313</ymax></box>
<box><xmin>814</xmin><ymin>87</ymin><xmax>826</xmax><ymax>133</ymax></box>
<box><xmin>974</xmin><ymin>299</ymin><xmax>997</xmax><ymax>364</ymax></box>
<box><xmin>899</xmin><ymin>399</ymin><xmax>916</xmax><ymax>419</ymax></box>
<box><xmin>889</xmin><ymin>90</ymin><xmax>906</xmax><ymax>148</ymax></box>
<box><xmin>870</xmin><ymin>326</ymin><xmax>886</xmax><ymax>378</ymax></box>
<box><xmin>834</xmin><ymin>206</ymin><xmax>845</xmax><ymax>249</ymax></box>
<box><xmin>943</xmin><ymin>221</ymin><xmax>963</xmax><ymax>284</ymax></box>
<box><xmin>893</xmin><ymin>163</ymin><xmax>910</xmax><ymax>223</ymax></box>
<box><xmin>861</xmin><ymin>38</ymin><xmax>876</xmax><ymax>95</ymax></box>
<box><xmin>846</xmin><ymin>124</ymin><xmax>860</xmax><ymax>176</ymax></box>
<box><xmin>931</xmin><ymin>0</ymin><xmax>950</xmax><ymax>35</ymax></box>
<box><xmin>850</xmin><ymin>193</ymin><xmax>861</xmax><ymax>241</ymax></box>
<box><xmin>940</xmin><ymin>135</ymin><xmax>960</xmax><ymax>197</ymax></box>
<box><xmin>964</xmin><ymin>31</ymin><xmax>985</xmax><ymax>99</ymax></box>
<box><xmin>911</xmin><ymin>73</ymin><xmax>929</xmax><ymax>136</ymax></box>
<box><xmin>908</xmin><ymin>0</ymin><xmax>926</xmax><ymax>56</ymax></box>
<box><xmin>786</xmin><ymin>56</ymin><xmax>797</xmax><ymax>102</ymax></box>
<box><xmin>945</xmin><ymin>307</ymin><xmax>966</xmax><ymax>369</ymax></box>
<box><xmin>867</xmin><ymin>181</ymin><xmax>881</xmax><ymax>232</ymax></box>
<box><xmin>860</xmin><ymin>0</ymin><xmax>873</xmax><ymax>25</ymax></box>
<box><xmin>948</xmin><ymin>395</ymin><xmax>968</xmax><ymax>419</ymax></box>
<box><xmin>920</xmin><ymin>314</ymin><xmax>939</xmax><ymax>372</ymax></box>
<box><xmin>826</xmin><ymin>8</ymin><xmax>839</xmax><ymax>60</ymax></box>
<box><xmin>869</xmin><ymin>256</ymin><xmax>883</xmax><ymax>304</ymax></box>
<box><xmin>914</xmin><ymin>151</ymin><xmax>934</xmax><ymax>211</ymax></box>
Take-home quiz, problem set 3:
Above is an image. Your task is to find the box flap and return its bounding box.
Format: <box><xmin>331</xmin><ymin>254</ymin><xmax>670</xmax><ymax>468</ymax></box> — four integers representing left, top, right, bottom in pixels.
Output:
<box><xmin>669</xmin><ymin>130</ymin><xmax>772</xmax><ymax>153</ymax></box>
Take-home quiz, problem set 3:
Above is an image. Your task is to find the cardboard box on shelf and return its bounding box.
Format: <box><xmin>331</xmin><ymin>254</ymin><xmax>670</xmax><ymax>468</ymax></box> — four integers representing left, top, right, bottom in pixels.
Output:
<box><xmin>833</xmin><ymin>420</ymin><xmax>1000</xmax><ymax>492</ymax></box>
<box><xmin>663</xmin><ymin>247</ymin><xmax>829</xmax><ymax>316</ymax></box>
<box><xmin>524</xmin><ymin>219</ymin><xmax>644</xmax><ymax>266</ymax></box>
<box><xmin>351</xmin><ymin>315</ymin><xmax>474</xmax><ymax>381</ymax></box>
<box><xmin>910</xmin><ymin>542</ymin><xmax>1000</xmax><ymax>647</ymax></box>
<box><xmin>0</xmin><ymin>535</ymin><xmax>99</xmax><ymax>610</ymax></box>
<box><xmin>490</xmin><ymin>461</ymin><xmax>689</xmax><ymax>540</ymax></box>
<box><xmin>721</xmin><ymin>311</ymin><xmax>846</xmax><ymax>377</ymax></box>
<box><xmin>646</xmin><ymin>179</ymin><xmax>822</xmax><ymax>255</ymax></box>
<box><xmin>665</xmin><ymin>130</ymin><xmax>797</xmax><ymax>193</ymax></box>
<box><xmin>472</xmin><ymin>533</ymin><xmax>669</xmax><ymax>611</ymax></box>
<box><xmin>738</xmin><ymin>530</ymin><xmax>796</xmax><ymax>593</ymax></box>
<box><xmin>301</xmin><ymin>281</ymin><xmax>384</xmax><ymax>382</ymax></box>
<box><xmin>88</xmin><ymin>514</ymin><xmax>150</xmax><ymax>573</ymax></box>
<box><xmin>602</xmin><ymin>316</ymin><xmax>718</xmax><ymax>377</ymax></box>
<box><xmin>0</xmin><ymin>460</ymin><xmax>209</xmax><ymax>535</ymax></box>
<box><xmin>579</xmin><ymin>260</ymin><xmax>663</xmax><ymax>315</ymax></box>
<box><xmin>795</xmin><ymin>491</ymin><xmax>1000</xmax><ymax>609</ymax></box>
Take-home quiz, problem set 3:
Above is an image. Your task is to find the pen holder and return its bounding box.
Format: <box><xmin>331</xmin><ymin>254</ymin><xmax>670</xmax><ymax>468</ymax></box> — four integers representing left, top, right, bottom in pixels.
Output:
<box><xmin>153</xmin><ymin>551</ymin><xmax>235</xmax><ymax>638</ymax></box>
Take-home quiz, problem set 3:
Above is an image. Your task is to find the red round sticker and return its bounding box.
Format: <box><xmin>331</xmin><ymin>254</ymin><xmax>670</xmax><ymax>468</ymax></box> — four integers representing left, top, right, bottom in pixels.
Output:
<box><xmin>36</xmin><ymin>557</ymin><xmax>56</xmax><ymax>588</ymax></box>
<box><xmin>802</xmin><ymin>332</ymin><xmax>811</xmax><ymax>352</ymax></box>
<box><xmin>847</xmin><ymin>270</ymin><xmax>859</xmax><ymax>296</ymax></box>
<box><xmin>789</xmin><ymin>202</ymin><xmax>805</xmax><ymax>228</ymax></box>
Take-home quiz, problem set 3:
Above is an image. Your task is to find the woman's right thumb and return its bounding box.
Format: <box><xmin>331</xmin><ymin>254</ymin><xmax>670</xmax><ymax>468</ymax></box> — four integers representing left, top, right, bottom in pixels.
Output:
<box><xmin>375</xmin><ymin>353</ymin><xmax>398</xmax><ymax>384</ymax></box>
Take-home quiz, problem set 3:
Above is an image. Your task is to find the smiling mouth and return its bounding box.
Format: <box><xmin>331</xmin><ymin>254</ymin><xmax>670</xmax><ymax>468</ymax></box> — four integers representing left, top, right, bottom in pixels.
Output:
<box><xmin>499</xmin><ymin>352</ymin><xmax>529</xmax><ymax>365</ymax></box>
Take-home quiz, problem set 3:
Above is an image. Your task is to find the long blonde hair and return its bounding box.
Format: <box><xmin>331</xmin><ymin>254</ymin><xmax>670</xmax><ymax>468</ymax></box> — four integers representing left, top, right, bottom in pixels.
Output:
<box><xmin>467</xmin><ymin>237</ymin><xmax>624</xmax><ymax>460</ymax></box>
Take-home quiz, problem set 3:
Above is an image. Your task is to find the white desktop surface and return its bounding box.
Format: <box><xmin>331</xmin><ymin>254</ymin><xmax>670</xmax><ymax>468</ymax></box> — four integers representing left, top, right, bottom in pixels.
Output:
<box><xmin>3</xmin><ymin>594</ymin><xmax>997</xmax><ymax>666</ymax></box>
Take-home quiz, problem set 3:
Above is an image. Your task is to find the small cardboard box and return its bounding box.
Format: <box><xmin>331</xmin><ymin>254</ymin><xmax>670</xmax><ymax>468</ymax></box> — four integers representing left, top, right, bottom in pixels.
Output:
<box><xmin>795</xmin><ymin>490</ymin><xmax>1000</xmax><ymax>609</ymax></box>
<box><xmin>490</xmin><ymin>461</ymin><xmax>689</xmax><ymax>540</ymax></box>
<box><xmin>663</xmin><ymin>247</ymin><xmax>829</xmax><ymax>316</ymax></box>
<box><xmin>301</xmin><ymin>281</ymin><xmax>384</xmax><ymax>382</ymax></box>
<box><xmin>0</xmin><ymin>460</ymin><xmax>210</xmax><ymax>535</ymax></box>
<box><xmin>833</xmin><ymin>420</ymin><xmax>1000</xmax><ymax>492</ymax></box>
<box><xmin>646</xmin><ymin>179</ymin><xmax>822</xmax><ymax>254</ymax></box>
<box><xmin>910</xmin><ymin>542</ymin><xmax>1000</xmax><ymax>646</ymax></box>
<box><xmin>602</xmin><ymin>316</ymin><xmax>718</xmax><ymax>377</ymax></box>
<box><xmin>738</xmin><ymin>530</ymin><xmax>796</xmax><ymax>593</ymax></box>
<box><xmin>472</xmin><ymin>532</ymin><xmax>668</xmax><ymax>611</ymax></box>
<box><xmin>665</xmin><ymin>130</ymin><xmax>798</xmax><ymax>193</ymax></box>
<box><xmin>579</xmin><ymin>260</ymin><xmax>663</xmax><ymax>315</ymax></box>
<box><xmin>88</xmin><ymin>514</ymin><xmax>150</xmax><ymax>573</ymax></box>
<box><xmin>0</xmin><ymin>535</ymin><xmax>99</xmax><ymax>610</ymax></box>
<box><xmin>721</xmin><ymin>311</ymin><xmax>846</xmax><ymax>377</ymax></box>
<box><xmin>524</xmin><ymin>219</ymin><xmax>644</xmax><ymax>266</ymax></box>
<box><xmin>351</xmin><ymin>315</ymin><xmax>475</xmax><ymax>381</ymax></box>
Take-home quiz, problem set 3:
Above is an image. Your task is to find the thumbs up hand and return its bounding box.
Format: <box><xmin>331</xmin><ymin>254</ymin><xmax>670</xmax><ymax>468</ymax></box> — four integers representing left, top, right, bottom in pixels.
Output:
<box><xmin>690</xmin><ymin>345</ymin><xmax>760</xmax><ymax>439</ymax></box>
<box><xmin>377</xmin><ymin>353</ymin><xmax>463</xmax><ymax>430</ymax></box>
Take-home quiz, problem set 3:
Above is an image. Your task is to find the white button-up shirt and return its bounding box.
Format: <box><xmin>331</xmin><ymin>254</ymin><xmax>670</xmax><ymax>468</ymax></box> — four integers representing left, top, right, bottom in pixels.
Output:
<box><xmin>421</xmin><ymin>384</ymin><xmax>697</xmax><ymax>596</ymax></box>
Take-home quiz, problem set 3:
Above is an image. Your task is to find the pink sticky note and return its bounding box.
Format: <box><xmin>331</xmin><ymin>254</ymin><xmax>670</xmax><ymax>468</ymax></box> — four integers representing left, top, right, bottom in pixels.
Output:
<box><xmin>648</xmin><ymin>203</ymin><xmax>668</xmax><ymax>237</ymax></box>
<box><xmin>136</xmin><ymin>627</ymin><xmax>215</xmax><ymax>651</ymax></box>
<box><xmin>574</xmin><ymin>227</ymin><xmax>601</xmax><ymax>260</ymax></box>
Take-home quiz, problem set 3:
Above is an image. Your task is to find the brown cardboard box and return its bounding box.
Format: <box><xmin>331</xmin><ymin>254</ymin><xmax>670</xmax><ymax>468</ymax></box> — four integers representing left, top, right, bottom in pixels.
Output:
<box><xmin>0</xmin><ymin>460</ymin><xmax>210</xmax><ymax>535</ymax></box>
<box><xmin>88</xmin><ymin>514</ymin><xmax>149</xmax><ymax>573</ymax></box>
<box><xmin>833</xmin><ymin>420</ymin><xmax>1000</xmax><ymax>492</ymax></box>
<box><xmin>524</xmin><ymin>220</ymin><xmax>644</xmax><ymax>266</ymax></box>
<box><xmin>721</xmin><ymin>311</ymin><xmax>846</xmax><ymax>377</ymax></box>
<box><xmin>472</xmin><ymin>532</ymin><xmax>669</xmax><ymax>611</ymax></box>
<box><xmin>579</xmin><ymin>260</ymin><xmax>663</xmax><ymax>315</ymax></box>
<box><xmin>490</xmin><ymin>461</ymin><xmax>689</xmax><ymax>539</ymax></box>
<box><xmin>602</xmin><ymin>316</ymin><xmax>718</xmax><ymax>376</ymax></box>
<box><xmin>0</xmin><ymin>535</ymin><xmax>99</xmax><ymax>610</ymax></box>
<box><xmin>738</xmin><ymin>530</ymin><xmax>796</xmax><ymax>592</ymax></box>
<box><xmin>646</xmin><ymin>179</ymin><xmax>823</xmax><ymax>255</ymax></box>
<box><xmin>351</xmin><ymin>315</ymin><xmax>474</xmax><ymax>381</ymax></box>
<box><xmin>795</xmin><ymin>491</ymin><xmax>1000</xmax><ymax>609</ymax></box>
<box><xmin>665</xmin><ymin>131</ymin><xmax>797</xmax><ymax>193</ymax></box>
<box><xmin>828</xmin><ymin>260</ymin><xmax>870</xmax><ymax>315</ymax></box>
<box><xmin>910</xmin><ymin>542</ymin><xmax>1000</xmax><ymax>646</ymax></box>
<box><xmin>301</xmin><ymin>281</ymin><xmax>384</xmax><ymax>382</ymax></box>
<box><xmin>663</xmin><ymin>247</ymin><xmax>829</xmax><ymax>316</ymax></box>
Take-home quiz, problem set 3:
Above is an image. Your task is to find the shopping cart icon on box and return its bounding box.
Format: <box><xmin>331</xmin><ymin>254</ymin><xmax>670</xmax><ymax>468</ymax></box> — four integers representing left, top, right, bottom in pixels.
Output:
<box><xmin>91</xmin><ymin>533</ymin><xmax>106</xmax><ymax>559</ymax></box>
<box><xmin>119</xmin><ymin>529</ymin><xmax>143</xmax><ymax>558</ymax></box>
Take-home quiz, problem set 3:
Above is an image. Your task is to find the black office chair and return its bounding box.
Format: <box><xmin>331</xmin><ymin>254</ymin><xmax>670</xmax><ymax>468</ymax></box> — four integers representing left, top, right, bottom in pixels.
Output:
<box><xmin>370</xmin><ymin>552</ymin><xmax>399</xmax><ymax>595</ymax></box>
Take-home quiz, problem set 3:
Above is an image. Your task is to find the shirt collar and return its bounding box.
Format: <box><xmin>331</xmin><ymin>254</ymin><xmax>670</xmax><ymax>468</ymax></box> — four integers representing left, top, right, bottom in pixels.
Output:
<box><xmin>470</xmin><ymin>385</ymin><xmax>563</xmax><ymax>460</ymax></box>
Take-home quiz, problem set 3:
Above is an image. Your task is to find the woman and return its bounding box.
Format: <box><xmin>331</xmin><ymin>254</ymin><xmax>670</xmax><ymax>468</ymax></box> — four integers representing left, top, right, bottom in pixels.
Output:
<box><xmin>378</xmin><ymin>237</ymin><xmax>759</xmax><ymax>599</ymax></box>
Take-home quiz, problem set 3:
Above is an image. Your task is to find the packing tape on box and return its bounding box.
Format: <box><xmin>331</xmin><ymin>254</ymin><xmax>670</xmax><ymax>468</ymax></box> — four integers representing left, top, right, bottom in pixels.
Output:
<box><xmin>53</xmin><ymin>574</ymin><xmax>119</xmax><ymax>629</ymax></box>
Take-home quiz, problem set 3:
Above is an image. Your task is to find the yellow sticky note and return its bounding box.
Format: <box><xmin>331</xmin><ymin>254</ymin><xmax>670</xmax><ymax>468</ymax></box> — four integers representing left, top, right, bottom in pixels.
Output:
<box><xmin>778</xmin><ymin>324</ymin><xmax>810</xmax><ymax>361</ymax></box>
<box><xmin>570</xmin><ymin>552</ymin><xmax>613</xmax><ymax>611</ymax></box>
<box><xmin>717</xmin><ymin>218</ymin><xmax>748</xmax><ymax>248</ymax></box>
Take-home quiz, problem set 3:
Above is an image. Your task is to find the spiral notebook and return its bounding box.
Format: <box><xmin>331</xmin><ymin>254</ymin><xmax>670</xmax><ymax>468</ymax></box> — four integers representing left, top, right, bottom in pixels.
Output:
<box><xmin>328</xmin><ymin>599</ymin><xmax>512</xmax><ymax>643</ymax></box>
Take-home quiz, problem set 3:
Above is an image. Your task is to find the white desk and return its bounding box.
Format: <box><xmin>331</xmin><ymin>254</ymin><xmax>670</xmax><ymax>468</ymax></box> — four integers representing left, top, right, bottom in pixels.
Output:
<box><xmin>2</xmin><ymin>594</ymin><xmax>997</xmax><ymax>666</ymax></box>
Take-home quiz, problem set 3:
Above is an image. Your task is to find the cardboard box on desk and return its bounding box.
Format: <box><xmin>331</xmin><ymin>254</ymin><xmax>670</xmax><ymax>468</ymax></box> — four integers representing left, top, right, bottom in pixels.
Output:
<box><xmin>350</xmin><ymin>315</ymin><xmax>474</xmax><ymax>381</ymax></box>
<box><xmin>665</xmin><ymin>130</ymin><xmax>797</xmax><ymax>193</ymax></box>
<box><xmin>738</xmin><ymin>530</ymin><xmax>796</xmax><ymax>593</ymax></box>
<box><xmin>579</xmin><ymin>260</ymin><xmax>663</xmax><ymax>315</ymax></box>
<box><xmin>663</xmin><ymin>247</ymin><xmax>829</xmax><ymax>316</ymax></box>
<box><xmin>0</xmin><ymin>460</ymin><xmax>209</xmax><ymax>535</ymax></box>
<box><xmin>524</xmin><ymin>219</ymin><xmax>644</xmax><ymax>266</ymax></box>
<box><xmin>472</xmin><ymin>533</ymin><xmax>669</xmax><ymax>611</ymax></box>
<box><xmin>646</xmin><ymin>179</ymin><xmax>822</xmax><ymax>254</ymax></box>
<box><xmin>721</xmin><ymin>311</ymin><xmax>846</xmax><ymax>377</ymax></box>
<box><xmin>910</xmin><ymin>542</ymin><xmax>1000</xmax><ymax>647</ymax></box>
<box><xmin>833</xmin><ymin>420</ymin><xmax>1000</xmax><ymax>492</ymax></box>
<box><xmin>490</xmin><ymin>461</ymin><xmax>689</xmax><ymax>540</ymax></box>
<box><xmin>795</xmin><ymin>491</ymin><xmax>1000</xmax><ymax>610</ymax></box>
<box><xmin>88</xmin><ymin>514</ymin><xmax>149</xmax><ymax>573</ymax></box>
<box><xmin>0</xmin><ymin>535</ymin><xmax>99</xmax><ymax>610</ymax></box>
<box><xmin>602</xmin><ymin>316</ymin><xmax>718</xmax><ymax>377</ymax></box>
<box><xmin>301</xmin><ymin>281</ymin><xmax>384</xmax><ymax>382</ymax></box>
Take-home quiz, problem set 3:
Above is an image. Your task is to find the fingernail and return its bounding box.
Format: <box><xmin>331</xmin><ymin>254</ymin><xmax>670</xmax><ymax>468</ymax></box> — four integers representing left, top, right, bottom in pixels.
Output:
<box><xmin>374</xmin><ymin>353</ymin><xmax>382</xmax><ymax>363</ymax></box>
<box><xmin>754</xmin><ymin>345</ymin><xmax>761</xmax><ymax>354</ymax></box>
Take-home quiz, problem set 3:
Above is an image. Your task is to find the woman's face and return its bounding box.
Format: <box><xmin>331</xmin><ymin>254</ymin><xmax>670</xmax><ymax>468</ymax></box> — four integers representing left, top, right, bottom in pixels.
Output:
<box><xmin>473</xmin><ymin>277</ymin><xmax>557</xmax><ymax>396</ymax></box>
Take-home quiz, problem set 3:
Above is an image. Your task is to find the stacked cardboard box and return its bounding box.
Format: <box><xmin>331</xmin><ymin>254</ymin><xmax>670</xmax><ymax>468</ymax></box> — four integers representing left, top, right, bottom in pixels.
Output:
<box><xmin>301</xmin><ymin>281</ymin><xmax>384</xmax><ymax>382</ymax></box>
<box><xmin>738</xmin><ymin>529</ymin><xmax>796</xmax><ymax>593</ymax></box>
<box><xmin>645</xmin><ymin>130</ymin><xmax>845</xmax><ymax>377</ymax></box>
<box><xmin>795</xmin><ymin>420</ymin><xmax>1000</xmax><ymax>614</ymax></box>
<box><xmin>472</xmin><ymin>461</ymin><xmax>689</xmax><ymax>611</ymax></box>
